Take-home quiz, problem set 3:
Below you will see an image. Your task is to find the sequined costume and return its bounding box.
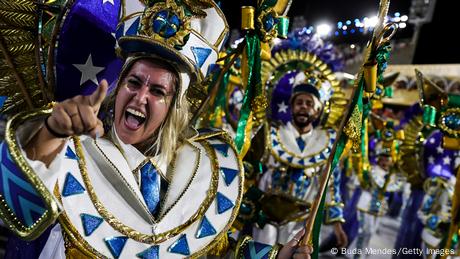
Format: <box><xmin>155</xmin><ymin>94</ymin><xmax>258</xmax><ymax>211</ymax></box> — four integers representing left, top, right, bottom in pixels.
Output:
<box><xmin>1</xmin><ymin>120</ymin><xmax>244</xmax><ymax>258</ymax></box>
<box><xmin>348</xmin><ymin>164</ymin><xmax>404</xmax><ymax>258</ymax></box>
<box><xmin>254</xmin><ymin>122</ymin><xmax>344</xmax><ymax>245</ymax></box>
<box><xmin>0</xmin><ymin>0</ymin><xmax>285</xmax><ymax>258</ymax></box>
<box><xmin>417</xmin><ymin>130</ymin><xmax>458</xmax><ymax>255</ymax></box>
<box><xmin>249</xmin><ymin>29</ymin><xmax>347</xmax><ymax>245</ymax></box>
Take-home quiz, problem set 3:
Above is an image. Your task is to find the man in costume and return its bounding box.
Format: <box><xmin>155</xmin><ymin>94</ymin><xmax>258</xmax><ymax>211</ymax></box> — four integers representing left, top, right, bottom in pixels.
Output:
<box><xmin>348</xmin><ymin>143</ymin><xmax>404</xmax><ymax>258</ymax></box>
<box><xmin>414</xmin><ymin>71</ymin><xmax>460</xmax><ymax>258</ymax></box>
<box><xmin>254</xmin><ymin>77</ymin><xmax>348</xmax><ymax>248</ymax></box>
<box><xmin>0</xmin><ymin>0</ymin><xmax>312</xmax><ymax>258</ymax></box>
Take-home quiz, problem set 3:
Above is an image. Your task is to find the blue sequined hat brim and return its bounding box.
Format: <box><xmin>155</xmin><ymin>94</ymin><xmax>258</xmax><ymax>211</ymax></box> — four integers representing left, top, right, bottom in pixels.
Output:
<box><xmin>118</xmin><ymin>36</ymin><xmax>199</xmax><ymax>82</ymax></box>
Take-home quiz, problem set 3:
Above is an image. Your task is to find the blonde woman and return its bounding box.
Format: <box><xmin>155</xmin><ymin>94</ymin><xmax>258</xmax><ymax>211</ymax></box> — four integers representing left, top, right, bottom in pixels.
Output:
<box><xmin>0</xmin><ymin>0</ymin><xmax>312</xmax><ymax>258</ymax></box>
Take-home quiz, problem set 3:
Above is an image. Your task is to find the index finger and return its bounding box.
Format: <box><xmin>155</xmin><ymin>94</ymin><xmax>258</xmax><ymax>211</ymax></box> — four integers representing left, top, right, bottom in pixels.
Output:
<box><xmin>89</xmin><ymin>79</ymin><xmax>108</xmax><ymax>111</ymax></box>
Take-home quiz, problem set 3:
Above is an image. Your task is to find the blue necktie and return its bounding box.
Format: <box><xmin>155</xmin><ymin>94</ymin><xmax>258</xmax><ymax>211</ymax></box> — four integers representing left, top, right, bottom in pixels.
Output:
<box><xmin>296</xmin><ymin>136</ymin><xmax>306</xmax><ymax>152</ymax></box>
<box><xmin>140</xmin><ymin>161</ymin><xmax>161</xmax><ymax>216</ymax></box>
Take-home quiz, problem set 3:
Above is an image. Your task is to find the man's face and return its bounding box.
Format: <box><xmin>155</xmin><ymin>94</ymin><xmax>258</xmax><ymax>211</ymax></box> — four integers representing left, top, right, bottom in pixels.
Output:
<box><xmin>291</xmin><ymin>93</ymin><xmax>319</xmax><ymax>128</ymax></box>
<box><xmin>114</xmin><ymin>59</ymin><xmax>176</xmax><ymax>145</ymax></box>
<box><xmin>377</xmin><ymin>155</ymin><xmax>393</xmax><ymax>171</ymax></box>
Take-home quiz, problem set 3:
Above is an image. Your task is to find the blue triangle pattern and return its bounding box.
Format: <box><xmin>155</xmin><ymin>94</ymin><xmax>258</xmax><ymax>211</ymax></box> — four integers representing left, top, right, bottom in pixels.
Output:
<box><xmin>287</xmin><ymin>156</ymin><xmax>293</xmax><ymax>163</ymax></box>
<box><xmin>81</xmin><ymin>213</ymin><xmax>104</xmax><ymax>236</ymax></box>
<box><xmin>104</xmin><ymin>236</ymin><xmax>128</xmax><ymax>259</ymax></box>
<box><xmin>195</xmin><ymin>216</ymin><xmax>217</xmax><ymax>238</ymax></box>
<box><xmin>272</xmin><ymin>139</ymin><xmax>279</xmax><ymax>146</ymax></box>
<box><xmin>191</xmin><ymin>46</ymin><xmax>212</xmax><ymax>68</ymax></box>
<box><xmin>309</xmin><ymin>156</ymin><xmax>316</xmax><ymax>163</ymax></box>
<box><xmin>212</xmin><ymin>143</ymin><xmax>229</xmax><ymax>157</ymax></box>
<box><xmin>253</xmin><ymin>241</ymin><xmax>272</xmax><ymax>254</ymax></box>
<box><xmin>298</xmin><ymin>159</ymin><xmax>305</xmax><ymax>166</ymax></box>
<box><xmin>115</xmin><ymin>23</ymin><xmax>124</xmax><ymax>39</ymax></box>
<box><xmin>137</xmin><ymin>245</ymin><xmax>159</xmax><ymax>259</ymax></box>
<box><xmin>168</xmin><ymin>234</ymin><xmax>190</xmax><ymax>255</ymax></box>
<box><xmin>62</xmin><ymin>172</ymin><xmax>85</xmax><ymax>197</ymax></box>
<box><xmin>125</xmin><ymin>17</ymin><xmax>140</xmax><ymax>36</ymax></box>
<box><xmin>206</xmin><ymin>63</ymin><xmax>219</xmax><ymax>77</ymax></box>
<box><xmin>242</xmin><ymin>241</ymin><xmax>272</xmax><ymax>258</ymax></box>
<box><xmin>296</xmin><ymin>137</ymin><xmax>306</xmax><ymax>151</ymax></box>
<box><xmin>65</xmin><ymin>146</ymin><xmax>78</xmax><ymax>160</ymax></box>
<box><xmin>216</xmin><ymin>192</ymin><xmax>234</xmax><ymax>214</ymax></box>
<box><xmin>328</xmin><ymin>207</ymin><xmax>341</xmax><ymax>219</ymax></box>
<box><xmin>17</xmin><ymin>196</ymin><xmax>46</xmax><ymax>227</ymax></box>
<box><xmin>0</xmin><ymin>142</ymin><xmax>46</xmax><ymax>227</ymax></box>
<box><xmin>220</xmin><ymin>167</ymin><xmax>238</xmax><ymax>186</ymax></box>
<box><xmin>278</xmin><ymin>150</ymin><xmax>285</xmax><ymax>157</ymax></box>
<box><xmin>320</xmin><ymin>152</ymin><xmax>327</xmax><ymax>160</ymax></box>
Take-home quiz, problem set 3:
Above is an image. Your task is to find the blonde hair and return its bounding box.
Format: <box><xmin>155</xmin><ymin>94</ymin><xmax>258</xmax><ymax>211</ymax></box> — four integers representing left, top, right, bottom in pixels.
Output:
<box><xmin>102</xmin><ymin>57</ymin><xmax>190</xmax><ymax>165</ymax></box>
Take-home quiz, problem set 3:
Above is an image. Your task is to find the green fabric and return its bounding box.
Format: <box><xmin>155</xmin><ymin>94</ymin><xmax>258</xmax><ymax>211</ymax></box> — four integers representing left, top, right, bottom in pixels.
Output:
<box><xmin>311</xmin><ymin>82</ymin><xmax>364</xmax><ymax>259</ymax></box>
<box><xmin>235</xmin><ymin>34</ymin><xmax>261</xmax><ymax>153</ymax></box>
<box><xmin>311</xmin><ymin>136</ymin><xmax>347</xmax><ymax>259</ymax></box>
<box><xmin>384</xmin><ymin>86</ymin><xmax>393</xmax><ymax>97</ymax></box>
<box><xmin>376</xmin><ymin>42</ymin><xmax>391</xmax><ymax>84</ymax></box>
<box><xmin>312</xmin><ymin>41</ymin><xmax>392</xmax><ymax>259</ymax></box>
<box><xmin>448</xmin><ymin>94</ymin><xmax>460</xmax><ymax>107</ymax></box>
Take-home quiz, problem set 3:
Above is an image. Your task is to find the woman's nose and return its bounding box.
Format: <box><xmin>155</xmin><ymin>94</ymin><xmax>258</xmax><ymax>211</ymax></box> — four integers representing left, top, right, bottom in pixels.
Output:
<box><xmin>133</xmin><ymin>85</ymin><xmax>149</xmax><ymax>104</ymax></box>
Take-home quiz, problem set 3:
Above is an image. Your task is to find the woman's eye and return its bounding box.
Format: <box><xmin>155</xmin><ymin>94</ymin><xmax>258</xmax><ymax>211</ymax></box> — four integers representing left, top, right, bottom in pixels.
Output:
<box><xmin>127</xmin><ymin>79</ymin><xmax>141</xmax><ymax>88</ymax></box>
<box><xmin>150</xmin><ymin>87</ymin><xmax>166</xmax><ymax>97</ymax></box>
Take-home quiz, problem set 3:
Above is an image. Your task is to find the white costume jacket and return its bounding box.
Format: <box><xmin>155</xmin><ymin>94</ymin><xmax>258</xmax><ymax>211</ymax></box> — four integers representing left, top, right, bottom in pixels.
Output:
<box><xmin>0</xmin><ymin>111</ymin><xmax>243</xmax><ymax>258</ymax></box>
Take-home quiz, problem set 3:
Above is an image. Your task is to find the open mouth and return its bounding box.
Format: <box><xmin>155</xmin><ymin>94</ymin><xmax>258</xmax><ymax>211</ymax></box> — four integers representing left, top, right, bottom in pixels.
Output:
<box><xmin>295</xmin><ymin>113</ymin><xmax>309</xmax><ymax>119</ymax></box>
<box><xmin>124</xmin><ymin>107</ymin><xmax>146</xmax><ymax>130</ymax></box>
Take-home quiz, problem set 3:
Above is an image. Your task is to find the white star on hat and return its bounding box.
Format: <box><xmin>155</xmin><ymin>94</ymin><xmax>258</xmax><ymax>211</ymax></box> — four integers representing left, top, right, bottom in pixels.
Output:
<box><xmin>443</xmin><ymin>156</ymin><xmax>452</xmax><ymax>165</ymax></box>
<box><xmin>429</xmin><ymin>138</ymin><xmax>435</xmax><ymax>144</ymax></box>
<box><xmin>103</xmin><ymin>0</ymin><xmax>114</xmax><ymax>5</ymax></box>
<box><xmin>436</xmin><ymin>146</ymin><xmax>444</xmax><ymax>154</ymax></box>
<box><xmin>277</xmin><ymin>101</ymin><xmax>288</xmax><ymax>113</ymax></box>
<box><xmin>428</xmin><ymin>156</ymin><xmax>435</xmax><ymax>164</ymax></box>
<box><xmin>73</xmin><ymin>54</ymin><xmax>104</xmax><ymax>86</ymax></box>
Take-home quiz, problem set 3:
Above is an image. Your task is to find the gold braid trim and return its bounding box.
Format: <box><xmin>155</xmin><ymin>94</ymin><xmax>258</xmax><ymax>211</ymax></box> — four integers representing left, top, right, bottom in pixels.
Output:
<box><xmin>2</xmin><ymin>108</ymin><xmax>60</xmax><ymax>240</ymax></box>
<box><xmin>268</xmin><ymin>244</ymin><xmax>282</xmax><ymax>259</ymax></box>
<box><xmin>235</xmin><ymin>235</ymin><xmax>252</xmax><ymax>259</ymax></box>
<box><xmin>53</xmin><ymin>180</ymin><xmax>104</xmax><ymax>258</ymax></box>
<box><xmin>234</xmin><ymin>236</ymin><xmax>282</xmax><ymax>259</ymax></box>
<box><xmin>191</xmin><ymin>138</ymin><xmax>244</xmax><ymax>258</ymax></box>
<box><xmin>72</xmin><ymin>136</ymin><xmax>219</xmax><ymax>244</ymax></box>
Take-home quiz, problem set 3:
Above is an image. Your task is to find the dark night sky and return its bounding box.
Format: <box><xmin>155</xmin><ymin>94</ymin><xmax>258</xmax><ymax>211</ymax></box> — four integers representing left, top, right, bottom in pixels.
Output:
<box><xmin>412</xmin><ymin>0</ymin><xmax>458</xmax><ymax>64</ymax></box>
<box><xmin>219</xmin><ymin>0</ymin><xmax>458</xmax><ymax>64</ymax></box>
<box><xmin>286</xmin><ymin>0</ymin><xmax>411</xmax><ymax>25</ymax></box>
<box><xmin>220</xmin><ymin>0</ymin><xmax>411</xmax><ymax>36</ymax></box>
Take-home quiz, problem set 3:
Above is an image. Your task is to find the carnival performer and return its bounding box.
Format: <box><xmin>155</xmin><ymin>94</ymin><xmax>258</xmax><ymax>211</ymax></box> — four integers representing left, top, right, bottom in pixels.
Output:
<box><xmin>0</xmin><ymin>0</ymin><xmax>312</xmax><ymax>258</ymax></box>
<box><xmin>393</xmin><ymin>70</ymin><xmax>460</xmax><ymax>259</ymax></box>
<box><xmin>348</xmin><ymin>145</ymin><xmax>404</xmax><ymax>259</ymax></box>
<box><xmin>417</xmin><ymin>130</ymin><xmax>458</xmax><ymax>258</ymax></box>
<box><xmin>254</xmin><ymin>78</ymin><xmax>348</xmax><ymax>248</ymax></box>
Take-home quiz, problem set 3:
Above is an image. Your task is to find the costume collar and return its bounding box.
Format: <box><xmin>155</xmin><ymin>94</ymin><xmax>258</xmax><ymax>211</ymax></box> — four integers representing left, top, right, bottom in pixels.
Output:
<box><xmin>111</xmin><ymin>127</ymin><xmax>167</xmax><ymax>174</ymax></box>
<box><xmin>286</xmin><ymin>122</ymin><xmax>313</xmax><ymax>142</ymax></box>
<box><xmin>269</xmin><ymin>125</ymin><xmax>335</xmax><ymax>169</ymax></box>
<box><xmin>57</xmin><ymin>134</ymin><xmax>243</xmax><ymax>258</ymax></box>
